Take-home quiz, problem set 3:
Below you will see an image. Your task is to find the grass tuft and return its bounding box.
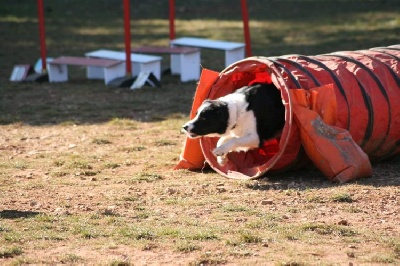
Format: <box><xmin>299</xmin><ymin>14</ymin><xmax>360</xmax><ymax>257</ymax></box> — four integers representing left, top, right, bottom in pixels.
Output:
<box><xmin>61</xmin><ymin>253</ymin><xmax>84</xmax><ymax>263</ymax></box>
<box><xmin>175</xmin><ymin>241</ymin><xmax>201</xmax><ymax>253</ymax></box>
<box><xmin>130</xmin><ymin>172</ymin><xmax>163</xmax><ymax>183</ymax></box>
<box><xmin>189</xmin><ymin>253</ymin><xmax>227</xmax><ymax>266</ymax></box>
<box><xmin>188</xmin><ymin>230</ymin><xmax>219</xmax><ymax>241</ymax></box>
<box><xmin>239</xmin><ymin>231</ymin><xmax>263</xmax><ymax>244</ymax></box>
<box><xmin>119</xmin><ymin>227</ymin><xmax>156</xmax><ymax>240</ymax></box>
<box><xmin>122</xmin><ymin>146</ymin><xmax>147</xmax><ymax>152</ymax></box>
<box><xmin>108</xmin><ymin>118</ymin><xmax>138</xmax><ymax>129</ymax></box>
<box><xmin>92</xmin><ymin>138</ymin><xmax>112</xmax><ymax>145</ymax></box>
<box><xmin>68</xmin><ymin>160</ymin><xmax>93</xmax><ymax>170</ymax></box>
<box><xmin>0</xmin><ymin>246</ymin><xmax>23</xmax><ymax>258</ymax></box>
<box><xmin>153</xmin><ymin>139</ymin><xmax>176</xmax><ymax>146</ymax></box>
<box><xmin>331</xmin><ymin>193</ymin><xmax>354</xmax><ymax>203</ymax></box>
<box><xmin>301</xmin><ymin>223</ymin><xmax>357</xmax><ymax>237</ymax></box>
<box><xmin>222</xmin><ymin>204</ymin><xmax>249</xmax><ymax>213</ymax></box>
<box><xmin>109</xmin><ymin>261</ymin><xmax>131</xmax><ymax>266</ymax></box>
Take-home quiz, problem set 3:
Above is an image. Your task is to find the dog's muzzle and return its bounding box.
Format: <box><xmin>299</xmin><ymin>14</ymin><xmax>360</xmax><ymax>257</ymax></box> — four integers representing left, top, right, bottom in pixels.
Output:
<box><xmin>182</xmin><ymin>123</ymin><xmax>198</xmax><ymax>138</ymax></box>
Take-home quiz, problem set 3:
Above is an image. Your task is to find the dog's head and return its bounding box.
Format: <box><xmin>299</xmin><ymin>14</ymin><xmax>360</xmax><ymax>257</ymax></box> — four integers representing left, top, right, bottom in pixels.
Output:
<box><xmin>182</xmin><ymin>100</ymin><xmax>229</xmax><ymax>138</ymax></box>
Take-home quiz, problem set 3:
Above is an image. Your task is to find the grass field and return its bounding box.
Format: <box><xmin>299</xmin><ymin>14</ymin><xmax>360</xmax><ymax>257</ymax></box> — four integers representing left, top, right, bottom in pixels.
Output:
<box><xmin>1</xmin><ymin>0</ymin><xmax>399</xmax><ymax>265</ymax></box>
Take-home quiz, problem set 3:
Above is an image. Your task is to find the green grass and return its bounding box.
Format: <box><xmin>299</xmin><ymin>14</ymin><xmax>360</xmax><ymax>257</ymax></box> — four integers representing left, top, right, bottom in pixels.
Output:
<box><xmin>109</xmin><ymin>262</ymin><xmax>131</xmax><ymax>266</ymax></box>
<box><xmin>300</xmin><ymin>223</ymin><xmax>357</xmax><ymax>237</ymax></box>
<box><xmin>60</xmin><ymin>253</ymin><xmax>84</xmax><ymax>264</ymax></box>
<box><xmin>108</xmin><ymin>118</ymin><xmax>139</xmax><ymax>129</ymax></box>
<box><xmin>119</xmin><ymin>227</ymin><xmax>156</xmax><ymax>240</ymax></box>
<box><xmin>331</xmin><ymin>193</ymin><xmax>354</xmax><ymax>203</ymax></box>
<box><xmin>175</xmin><ymin>241</ymin><xmax>201</xmax><ymax>253</ymax></box>
<box><xmin>222</xmin><ymin>204</ymin><xmax>250</xmax><ymax>213</ymax></box>
<box><xmin>0</xmin><ymin>246</ymin><xmax>23</xmax><ymax>258</ymax></box>
<box><xmin>238</xmin><ymin>231</ymin><xmax>264</xmax><ymax>244</ymax></box>
<box><xmin>92</xmin><ymin>138</ymin><xmax>112</xmax><ymax>145</ymax></box>
<box><xmin>130</xmin><ymin>172</ymin><xmax>163</xmax><ymax>183</ymax></box>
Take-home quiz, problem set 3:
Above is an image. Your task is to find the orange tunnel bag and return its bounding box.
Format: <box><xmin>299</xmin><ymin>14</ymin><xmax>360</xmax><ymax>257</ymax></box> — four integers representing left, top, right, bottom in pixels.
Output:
<box><xmin>176</xmin><ymin>45</ymin><xmax>400</xmax><ymax>182</ymax></box>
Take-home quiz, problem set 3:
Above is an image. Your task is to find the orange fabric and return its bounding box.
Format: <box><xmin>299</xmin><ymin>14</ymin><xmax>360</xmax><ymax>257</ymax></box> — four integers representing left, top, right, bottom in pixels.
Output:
<box><xmin>248</xmin><ymin>72</ymin><xmax>272</xmax><ymax>85</ymax></box>
<box><xmin>290</xmin><ymin>86</ymin><xmax>372</xmax><ymax>182</ymax></box>
<box><xmin>174</xmin><ymin>68</ymin><xmax>220</xmax><ymax>170</ymax></box>
<box><xmin>175</xmin><ymin>46</ymin><xmax>400</xmax><ymax>182</ymax></box>
<box><xmin>309</xmin><ymin>83</ymin><xmax>337</xmax><ymax>126</ymax></box>
<box><xmin>198</xmin><ymin>67</ymin><xmax>295</xmax><ymax>179</ymax></box>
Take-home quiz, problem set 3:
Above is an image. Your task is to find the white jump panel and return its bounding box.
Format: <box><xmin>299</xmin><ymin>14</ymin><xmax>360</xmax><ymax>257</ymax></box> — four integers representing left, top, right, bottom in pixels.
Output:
<box><xmin>85</xmin><ymin>50</ymin><xmax>162</xmax><ymax>81</ymax></box>
<box><xmin>170</xmin><ymin>37</ymin><xmax>245</xmax><ymax>67</ymax></box>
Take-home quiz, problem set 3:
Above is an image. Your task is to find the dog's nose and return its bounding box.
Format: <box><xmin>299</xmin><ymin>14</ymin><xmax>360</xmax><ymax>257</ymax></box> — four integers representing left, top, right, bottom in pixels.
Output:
<box><xmin>182</xmin><ymin>124</ymin><xmax>189</xmax><ymax>131</ymax></box>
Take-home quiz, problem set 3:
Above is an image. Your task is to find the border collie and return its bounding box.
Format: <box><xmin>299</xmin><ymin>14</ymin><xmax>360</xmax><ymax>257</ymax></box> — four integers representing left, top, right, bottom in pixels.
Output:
<box><xmin>182</xmin><ymin>83</ymin><xmax>285</xmax><ymax>165</ymax></box>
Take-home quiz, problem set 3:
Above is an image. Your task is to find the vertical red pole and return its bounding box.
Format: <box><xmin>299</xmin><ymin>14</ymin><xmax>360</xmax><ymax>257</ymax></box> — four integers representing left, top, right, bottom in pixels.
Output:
<box><xmin>123</xmin><ymin>0</ymin><xmax>132</xmax><ymax>76</ymax></box>
<box><xmin>37</xmin><ymin>0</ymin><xmax>47</xmax><ymax>72</ymax></box>
<box><xmin>169</xmin><ymin>0</ymin><xmax>175</xmax><ymax>40</ymax></box>
<box><xmin>240</xmin><ymin>0</ymin><xmax>252</xmax><ymax>57</ymax></box>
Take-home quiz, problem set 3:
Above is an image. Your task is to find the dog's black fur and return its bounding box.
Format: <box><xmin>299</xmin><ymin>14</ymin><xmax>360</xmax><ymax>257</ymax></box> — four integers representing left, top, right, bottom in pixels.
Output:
<box><xmin>182</xmin><ymin>83</ymin><xmax>285</xmax><ymax>165</ymax></box>
<box><xmin>240</xmin><ymin>83</ymin><xmax>285</xmax><ymax>146</ymax></box>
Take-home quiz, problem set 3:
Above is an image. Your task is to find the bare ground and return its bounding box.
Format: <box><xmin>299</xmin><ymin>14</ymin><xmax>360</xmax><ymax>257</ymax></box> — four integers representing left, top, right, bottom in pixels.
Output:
<box><xmin>1</xmin><ymin>118</ymin><xmax>399</xmax><ymax>265</ymax></box>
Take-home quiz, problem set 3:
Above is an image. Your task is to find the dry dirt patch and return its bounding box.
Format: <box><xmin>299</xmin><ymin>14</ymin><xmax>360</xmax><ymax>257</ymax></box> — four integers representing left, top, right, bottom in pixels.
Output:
<box><xmin>0</xmin><ymin>120</ymin><xmax>399</xmax><ymax>265</ymax></box>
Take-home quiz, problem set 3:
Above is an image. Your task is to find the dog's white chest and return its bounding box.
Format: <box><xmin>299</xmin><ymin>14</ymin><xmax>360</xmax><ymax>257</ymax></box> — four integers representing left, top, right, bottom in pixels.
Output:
<box><xmin>229</xmin><ymin>109</ymin><xmax>257</xmax><ymax>137</ymax></box>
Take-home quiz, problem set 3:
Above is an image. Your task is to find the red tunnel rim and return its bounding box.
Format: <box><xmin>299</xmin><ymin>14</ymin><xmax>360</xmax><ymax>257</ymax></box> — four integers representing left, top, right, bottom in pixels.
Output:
<box><xmin>199</xmin><ymin>56</ymin><xmax>294</xmax><ymax>180</ymax></box>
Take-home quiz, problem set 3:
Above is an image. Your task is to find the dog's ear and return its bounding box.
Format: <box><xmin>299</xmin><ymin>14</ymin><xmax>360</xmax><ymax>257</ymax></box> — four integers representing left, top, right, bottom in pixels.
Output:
<box><xmin>196</xmin><ymin>100</ymin><xmax>212</xmax><ymax>114</ymax></box>
<box><xmin>214</xmin><ymin>101</ymin><xmax>229</xmax><ymax>121</ymax></box>
<box><xmin>215</xmin><ymin>106</ymin><xmax>224</xmax><ymax>114</ymax></box>
<box><xmin>215</xmin><ymin>101</ymin><xmax>228</xmax><ymax>111</ymax></box>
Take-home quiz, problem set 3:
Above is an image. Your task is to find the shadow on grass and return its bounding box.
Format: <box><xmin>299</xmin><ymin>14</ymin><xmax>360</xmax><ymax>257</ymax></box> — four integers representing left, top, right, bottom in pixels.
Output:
<box><xmin>1</xmin><ymin>0</ymin><xmax>399</xmax><ymax>125</ymax></box>
<box><xmin>0</xmin><ymin>210</ymin><xmax>41</xmax><ymax>219</ymax></box>
<box><xmin>0</xmin><ymin>75</ymin><xmax>196</xmax><ymax>125</ymax></box>
<box><xmin>245</xmin><ymin>156</ymin><xmax>400</xmax><ymax>190</ymax></box>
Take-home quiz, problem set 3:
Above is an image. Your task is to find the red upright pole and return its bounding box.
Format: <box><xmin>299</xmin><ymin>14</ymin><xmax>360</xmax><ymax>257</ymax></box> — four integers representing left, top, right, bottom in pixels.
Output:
<box><xmin>123</xmin><ymin>0</ymin><xmax>132</xmax><ymax>76</ymax></box>
<box><xmin>169</xmin><ymin>0</ymin><xmax>175</xmax><ymax>40</ymax></box>
<box><xmin>37</xmin><ymin>0</ymin><xmax>47</xmax><ymax>72</ymax></box>
<box><xmin>240</xmin><ymin>0</ymin><xmax>252</xmax><ymax>57</ymax></box>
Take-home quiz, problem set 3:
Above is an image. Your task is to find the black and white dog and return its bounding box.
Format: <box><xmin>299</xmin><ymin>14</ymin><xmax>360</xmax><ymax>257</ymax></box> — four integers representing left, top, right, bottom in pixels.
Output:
<box><xmin>182</xmin><ymin>83</ymin><xmax>285</xmax><ymax>165</ymax></box>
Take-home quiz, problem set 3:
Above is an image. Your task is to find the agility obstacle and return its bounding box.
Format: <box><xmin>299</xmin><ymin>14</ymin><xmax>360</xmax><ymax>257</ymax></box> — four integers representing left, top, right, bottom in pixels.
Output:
<box><xmin>168</xmin><ymin>0</ymin><xmax>252</xmax><ymax>57</ymax></box>
<box><xmin>134</xmin><ymin>0</ymin><xmax>251</xmax><ymax>82</ymax></box>
<box><xmin>175</xmin><ymin>45</ymin><xmax>400</xmax><ymax>183</ymax></box>
<box><xmin>10</xmin><ymin>0</ymin><xmax>49</xmax><ymax>82</ymax></box>
<box><xmin>25</xmin><ymin>0</ymin><xmax>251</xmax><ymax>84</ymax></box>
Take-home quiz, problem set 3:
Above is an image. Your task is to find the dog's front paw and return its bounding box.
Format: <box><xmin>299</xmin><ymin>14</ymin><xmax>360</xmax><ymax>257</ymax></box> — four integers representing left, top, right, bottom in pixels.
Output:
<box><xmin>213</xmin><ymin>146</ymin><xmax>229</xmax><ymax>166</ymax></box>
<box><xmin>217</xmin><ymin>155</ymin><xmax>228</xmax><ymax>166</ymax></box>
<box><xmin>213</xmin><ymin>146</ymin><xmax>228</xmax><ymax>157</ymax></box>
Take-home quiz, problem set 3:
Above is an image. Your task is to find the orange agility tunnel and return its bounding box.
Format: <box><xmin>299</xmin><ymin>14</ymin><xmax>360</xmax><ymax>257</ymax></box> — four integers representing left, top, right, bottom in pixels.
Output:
<box><xmin>175</xmin><ymin>45</ymin><xmax>400</xmax><ymax>182</ymax></box>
